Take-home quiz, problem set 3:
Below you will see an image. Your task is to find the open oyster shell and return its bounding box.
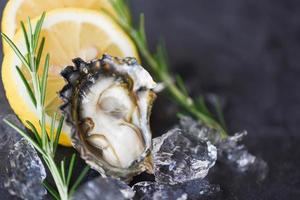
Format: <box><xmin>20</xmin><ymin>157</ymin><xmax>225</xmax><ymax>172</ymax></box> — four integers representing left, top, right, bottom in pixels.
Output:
<box><xmin>60</xmin><ymin>54</ymin><xmax>156</xmax><ymax>180</ymax></box>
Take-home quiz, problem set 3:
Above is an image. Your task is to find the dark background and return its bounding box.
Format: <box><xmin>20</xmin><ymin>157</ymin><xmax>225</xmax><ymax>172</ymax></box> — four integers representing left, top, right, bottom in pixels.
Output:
<box><xmin>1</xmin><ymin>0</ymin><xmax>300</xmax><ymax>199</ymax></box>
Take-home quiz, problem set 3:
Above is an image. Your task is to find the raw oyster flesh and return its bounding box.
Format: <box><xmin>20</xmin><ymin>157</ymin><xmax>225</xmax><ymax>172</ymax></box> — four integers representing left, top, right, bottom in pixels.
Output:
<box><xmin>60</xmin><ymin>54</ymin><xmax>157</xmax><ymax>180</ymax></box>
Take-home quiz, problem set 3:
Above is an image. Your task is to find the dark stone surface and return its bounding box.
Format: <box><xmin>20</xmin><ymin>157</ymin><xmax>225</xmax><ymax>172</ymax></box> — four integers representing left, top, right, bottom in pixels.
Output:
<box><xmin>1</xmin><ymin>0</ymin><xmax>300</xmax><ymax>199</ymax></box>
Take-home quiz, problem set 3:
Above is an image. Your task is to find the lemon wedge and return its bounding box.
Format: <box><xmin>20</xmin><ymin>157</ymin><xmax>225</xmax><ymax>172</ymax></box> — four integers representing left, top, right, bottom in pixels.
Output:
<box><xmin>1</xmin><ymin>0</ymin><xmax>115</xmax><ymax>53</ymax></box>
<box><xmin>2</xmin><ymin>8</ymin><xmax>138</xmax><ymax>146</ymax></box>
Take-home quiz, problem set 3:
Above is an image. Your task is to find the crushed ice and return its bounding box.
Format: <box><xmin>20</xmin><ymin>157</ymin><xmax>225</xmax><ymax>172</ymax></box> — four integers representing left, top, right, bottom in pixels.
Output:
<box><xmin>72</xmin><ymin>176</ymin><xmax>135</xmax><ymax>200</ymax></box>
<box><xmin>133</xmin><ymin>179</ymin><xmax>220</xmax><ymax>200</ymax></box>
<box><xmin>179</xmin><ymin>116</ymin><xmax>268</xmax><ymax>180</ymax></box>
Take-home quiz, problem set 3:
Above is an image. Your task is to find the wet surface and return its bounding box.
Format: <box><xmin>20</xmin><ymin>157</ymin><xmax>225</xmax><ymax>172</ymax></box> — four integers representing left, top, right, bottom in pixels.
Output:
<box><xmin>1</xmin><ymin>0</ymin><xmax>300</xmax><ymax>199</ymax></box>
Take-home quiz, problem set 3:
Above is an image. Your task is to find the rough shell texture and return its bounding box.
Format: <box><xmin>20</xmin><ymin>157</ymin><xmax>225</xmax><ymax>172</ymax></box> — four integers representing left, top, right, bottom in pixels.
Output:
<box><xmin>60</xmin><ymin>54</ymin><xmax>156</xmax><ymax>181</ymax></box>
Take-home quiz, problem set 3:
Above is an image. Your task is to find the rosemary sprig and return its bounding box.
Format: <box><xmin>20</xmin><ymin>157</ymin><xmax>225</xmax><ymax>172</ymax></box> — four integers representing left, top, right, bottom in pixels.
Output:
<box><xmin>1</xmin><ymin>13</ymin><xmax>89</xmax><ymax>200</ymax></box>
<box><xmin>107</xmin><ymin>0</ymin><xmax>228</xmax><ymax>138</ymax></box>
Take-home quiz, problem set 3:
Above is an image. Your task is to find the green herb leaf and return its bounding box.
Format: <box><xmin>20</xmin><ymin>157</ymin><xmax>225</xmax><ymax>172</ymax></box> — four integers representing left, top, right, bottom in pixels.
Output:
<box><xmin>138</xmin><ymin>14</ymin><xmax>147</xmax><ymax>46</ymax></box>
<box><xmin>195</xmin><ymin>96</ymin><xmax>212</xmax><ymax>117</ymax></box>
<box><xmin>175</xmin><ymin>75</ymin><xmax>189</xmax><ymax>97</ymax></box>
<box><xmin>20</xmin><ymin>21</ymin><xmax>31</xmax><ymax>55</ymax></box>
<box><xmin>69</xmin><ymin>166</ymin><xmax>90</xmax><ymax>196</ymax></box>
<box><xmin>33</xmin><ymin>12</ymin><xmax>46</xmax><ymax>51</ymax></box>
<box><xmin>43</xmin><ymin>181</ymin><xmax>60</xmax><ymax>200</ymax></box>
<box><xmin>53</xmin><ymin>116</ymin><xmax>64</xmax><ymax>155</ymax></box>
<box><xmin>25</xmin><ymin>120</ymin><xmax>42</xmax><ymax>145</ymax></box>
<box><xmin>209</xmin><ymin>95</ymin><xmax>227</xmax><ymax>130</ymax></box>
<box><xmin>36</xmin><ymin>37</ymin><xmax>45</xmax><ymax>71</ymax></box>
<box><xmin>4</xmin><ymin>119</ymin><xmax>46</xmax><ymax>157</ymax></box>
<box><xmin>40</xmin><ymin>54</ymin><xmax>50</xmax><ymax>105</ymax></box>
<box><xmin>27</xmin><ymin>17</ymin><xmax>34</xmax><ymax>50</ymax></box>
<box><xmin>49</xmin><ymin>113</ymin><xmax>57</xmax><ymax>155</ymax></box>
<box><xmin>15</xmin><ymin>65</ymin><xmax>37</xmax><ymax>107</ymax></box>
<box><xmin>61</xmin><ymin>158</ymin><xmax>66</xmax><ymax>184</ymax></box>
<box><xmin>1</xmin><ymin>33</ymin><xmax>30</xmax><ymax>70</ymax></box>
<box><xmin>66</xmin><ymin>154</ymin><xmax>76</xmax><ymax>187</ymax></box>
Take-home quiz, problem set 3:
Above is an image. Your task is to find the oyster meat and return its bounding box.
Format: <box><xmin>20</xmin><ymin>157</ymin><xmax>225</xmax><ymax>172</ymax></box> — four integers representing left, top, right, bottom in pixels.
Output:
<box><xmin>60</xmin><ymin>54</ymin><xmax>156</xmax><ymax>180</ymax></box>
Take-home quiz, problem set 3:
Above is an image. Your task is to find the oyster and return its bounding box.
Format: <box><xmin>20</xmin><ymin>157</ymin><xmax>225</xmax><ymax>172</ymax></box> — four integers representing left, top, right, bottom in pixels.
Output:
<box><xmin>60</xmin><ymin>54</ymin><xmax>156</xmax><ymax>180</ymax></box>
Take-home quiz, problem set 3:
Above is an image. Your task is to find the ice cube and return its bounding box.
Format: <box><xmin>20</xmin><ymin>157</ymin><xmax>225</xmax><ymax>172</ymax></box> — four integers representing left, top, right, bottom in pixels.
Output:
<box><xmin>179</xmin><ymin>115</ymin><xmax>222</xmax><ymax>144</ymax></box>
<box><xmin>0</xmin><ymin>114</ymin><xmax>46</xmax><ymax>200</ymax></box>
<box><xmin>152</xmin><ymin>128</ymin><xmax>217</xmax><ymax>184</ymax></box>
<box><xmin>0</xmin><ymin>114</ymin><xmax>22</xmax><ymax>148</ymax></box>
<box><xmin>72</xmin><ymin>176</ymin><xmax>135</xmax><ymax>200</ymax></box>
<box><xmin>218</xmin><ymin>131</ymin><xmax>268</xmax><ymax>180</ymax></box>
<box><xmin>132</xmin><ymin>179</ymin><xmax>220</xmax><ymax>200</ymax></box>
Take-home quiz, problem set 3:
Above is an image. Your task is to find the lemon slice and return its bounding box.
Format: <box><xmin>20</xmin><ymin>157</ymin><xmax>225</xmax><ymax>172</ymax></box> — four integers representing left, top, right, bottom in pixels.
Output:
<box><xmin>1</xmin><ymin>0</ymin><xmax>115</xmax><ymax>53</ymax></box>
<box><xmin>2</xmin><ymin>8</ymin><xmax>138</xmax><ymax>146</ymax></box>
